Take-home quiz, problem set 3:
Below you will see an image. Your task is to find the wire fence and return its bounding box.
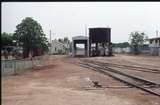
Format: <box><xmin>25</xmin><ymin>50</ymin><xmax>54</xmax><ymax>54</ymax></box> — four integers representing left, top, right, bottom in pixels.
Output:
<box><xmin>1</xmin><ymin>55</ymin><xmax>45</xmax><ymax>76</ymax></box>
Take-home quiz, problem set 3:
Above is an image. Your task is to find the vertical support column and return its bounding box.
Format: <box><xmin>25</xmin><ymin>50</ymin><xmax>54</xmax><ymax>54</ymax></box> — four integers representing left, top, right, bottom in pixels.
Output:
<box><xmin>89</xmin><ymin>41</ymin><xmax>91</xmax><ymax>57</ymax></box>
<box><xmin>84</xmin><ymin>41</ymin><xmax>87</xmax><ymax>56</ymax></box>
<box><xmin>72</xmin><ymin>41</ymin><xmax>78</xmax><ymax>57</ymax></box>
<box><xmin>84</xmin><ymin>43</ymin><xmax>86</xmax><ymax>56</ymax></box>
<box><xmin>96</xmin><ymin>43</ymin><xmax>98</xmax><ymax>56</ymax></box>
<box><xmin>102</xmin><ymin>42</ymin><xmax>105</xmax><ymax>56</ymax></box>
<box><xmin>108</xmin><ymin>42</ymin><xmax>112</xmax><ymax>56</ymax></box>
<box><xmin>72</xmin><ymin>40</ymin><xmax>75</xmax><ymax>57</ymax></box>
<box><xmin>87</xmin><ymin>39</ymin><xmax>89</xmax><ymax>57</ymax></box>
<box><xmin>74</xmin><ymin>42</ymin><xmax>77</xmax><ymax>56</ymax></box>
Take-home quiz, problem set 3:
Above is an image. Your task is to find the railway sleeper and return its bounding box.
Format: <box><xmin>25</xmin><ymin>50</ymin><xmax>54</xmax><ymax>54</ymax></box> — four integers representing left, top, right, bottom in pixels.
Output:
<box><xmin>77</xmin><ymin>62</ymin><xmax>160</xmax><ymax>97</ymax></box>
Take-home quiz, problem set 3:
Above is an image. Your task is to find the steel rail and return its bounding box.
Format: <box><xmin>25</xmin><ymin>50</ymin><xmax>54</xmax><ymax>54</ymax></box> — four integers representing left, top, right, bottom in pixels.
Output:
<box><xmin>76</xmin><ymin>61</ymin><xmax>160</xmax><ymax>97</ymax></box>
<box><xmin>82</xmin><ymin>59</ymin><xmax>160</xmax><ymax>74</ymax></box>
<box><xmin>82</xmin><ymin>60</ymin><xmax>160</xmax><ymax>85</ymax></box>
<box><xmin>82</xmin><ymin>59</ymin><xmax>160</xmax><ymax>71</ymax></box>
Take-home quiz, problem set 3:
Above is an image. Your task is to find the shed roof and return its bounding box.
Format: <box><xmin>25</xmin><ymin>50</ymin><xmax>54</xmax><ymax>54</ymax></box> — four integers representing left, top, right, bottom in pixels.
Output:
<box><xmin>148</xmin><ymin>37</ymin><xmax>160</xmax><ymax>41</ymax></box>
<box><xmin>72</xmin><ymin>36</ymin><xmax>88</xmax><ymax>40</ymax></box>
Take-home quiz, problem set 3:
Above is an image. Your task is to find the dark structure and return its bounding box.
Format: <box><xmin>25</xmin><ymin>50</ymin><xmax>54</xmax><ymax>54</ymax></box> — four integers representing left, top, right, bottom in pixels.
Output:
<box><xmin>89</xmin><ymin>28</ymin><xmax>112</xmax><ymax>56</ymax></box>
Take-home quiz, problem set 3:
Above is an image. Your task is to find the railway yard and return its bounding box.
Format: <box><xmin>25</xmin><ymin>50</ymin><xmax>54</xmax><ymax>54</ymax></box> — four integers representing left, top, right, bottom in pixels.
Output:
<box><xmin>2</xmin><ymin>54</ymin><xmax>160</xmax><ymax>105</ymax></box>
<box><xmin>2</xmin><ymin>2</ymin><xmax>160</xmax><ymax>105</ymax></box>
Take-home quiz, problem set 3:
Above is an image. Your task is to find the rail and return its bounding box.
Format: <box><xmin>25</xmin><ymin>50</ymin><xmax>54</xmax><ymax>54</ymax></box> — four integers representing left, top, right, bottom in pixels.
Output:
<box><xmin>75</xmin><ymin>59</ymin><xmax>160</xmax><ymax>97</ymax></box>
<box><xmin>82</xmin><ymin>59</ymin><xmax>160</xmax><ymax>74</ymax></box>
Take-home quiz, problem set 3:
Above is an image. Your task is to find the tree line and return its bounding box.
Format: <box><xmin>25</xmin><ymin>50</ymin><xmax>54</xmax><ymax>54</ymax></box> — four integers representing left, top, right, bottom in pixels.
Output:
<box><xmin>2</xmin><ymin>17</ymin><xmax>148</xmax><ymax>58</ymax></box>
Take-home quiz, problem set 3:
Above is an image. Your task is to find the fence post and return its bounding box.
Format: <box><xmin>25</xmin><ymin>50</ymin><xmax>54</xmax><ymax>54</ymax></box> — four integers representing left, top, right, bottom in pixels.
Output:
<box><xmin>1</xmin><ymin>61</ymin><xmax>4</xmax><ymax>76</ymax></box>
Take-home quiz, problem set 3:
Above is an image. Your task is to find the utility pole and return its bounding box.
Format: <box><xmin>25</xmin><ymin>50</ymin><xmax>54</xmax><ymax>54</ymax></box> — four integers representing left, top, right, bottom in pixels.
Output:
<box><xmin>50</xmin><ymin>30</ymin><xmax>52</xmax><ymax>43</ymax></box>
<box><xmin>85</xmin><ymin>24</ymin><xmax>87</xmax><ymax>36</ymax></box>
<box><xmin>49</xmin><ymin>30</ymin><xmax>52</xmax><ymax>54</ymax></box>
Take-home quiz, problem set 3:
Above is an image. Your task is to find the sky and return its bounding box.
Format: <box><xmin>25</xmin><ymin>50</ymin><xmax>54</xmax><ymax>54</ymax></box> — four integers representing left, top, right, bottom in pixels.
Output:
<box><xmin>2</xmin><ymin>2</ymin><xmax>160</xmax><ymax>43</ymax></box>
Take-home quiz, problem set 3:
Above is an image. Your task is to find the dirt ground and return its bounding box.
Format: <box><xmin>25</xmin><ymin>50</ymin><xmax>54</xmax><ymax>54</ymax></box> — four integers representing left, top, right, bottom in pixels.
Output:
<box><xmin>86</xmin><ymin>54</ymin><xmax>160</xmax><ymax>84</ymax></box>
<box><xmin>2</xmin><ymin>54</ymin><xmax>160</xmax><ymax>105</ymax></box>
<box><xmin>88</xmin><ymin>54</ymin><xmax>160</xmax><ymax>68</ymax></box>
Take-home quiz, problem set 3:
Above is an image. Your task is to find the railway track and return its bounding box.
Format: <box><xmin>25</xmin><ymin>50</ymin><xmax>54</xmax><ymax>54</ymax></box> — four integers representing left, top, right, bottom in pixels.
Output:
<box><xmin>74</xmin><ymin>59</ymin><xmax>160</xmax><ymax>97</ymax></box>
<box><xmin>82</xmin><ymin>59</ymin><xmax>160</xmax><ymax>74</ymax></box>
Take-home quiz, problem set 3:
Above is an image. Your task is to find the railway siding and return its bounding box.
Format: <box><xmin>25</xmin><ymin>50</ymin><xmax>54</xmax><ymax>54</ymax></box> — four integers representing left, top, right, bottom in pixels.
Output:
<box><xmin>82</xmin><ymin>59</ymin><xmax>160</xmax><ymax>84</ymax></box>
<box><xmin>77</xmin><ymin>59</ymin><xmax>160</xmax><ymax>97</ymax></box>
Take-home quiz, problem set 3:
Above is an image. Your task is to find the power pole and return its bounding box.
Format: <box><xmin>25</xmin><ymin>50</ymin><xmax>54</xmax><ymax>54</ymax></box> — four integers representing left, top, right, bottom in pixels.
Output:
<box><xmin>50</xmin><ymin>30</ymin><xmax>52</xmax><ymax>43</ymax></box>
<box><xmin>85</xmin><ymin>25</ymin><xmax>87</xmax><ymax>36</ymax></box>
<box><xmin>49</xmin><ymin>30</ymin><xmax>52</xmax><ymax>54</ymax></box>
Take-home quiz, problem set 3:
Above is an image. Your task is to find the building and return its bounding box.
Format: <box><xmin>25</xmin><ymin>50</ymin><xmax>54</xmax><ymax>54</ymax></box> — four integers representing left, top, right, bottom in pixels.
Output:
<box><xmin>72</xmin><ymin>27</ymin><xmax>112</xmax><ymax>57</ymax></box>
<box><xmin>72</xmin><ymin>36</ymin><xmax>89</xmax><ymax>57</ymax></box>
<box><xmin>148</xmin><ymin>37</ymin><xmax>160</xmax><ymax>56</ymax></box>
<box><xmin>89</xmin><ymin>28</ymin><xmax>112</xmax><ymax>56</ymax></box>
<box><xmin>50</xmin><ymin>39</ymin><xmax>69</xmax><ymax>54</ymax></box>
<box><xmin>1</xmin><ymin>46</ymin><xmax>23</xmax><ymax>60</ymax></box>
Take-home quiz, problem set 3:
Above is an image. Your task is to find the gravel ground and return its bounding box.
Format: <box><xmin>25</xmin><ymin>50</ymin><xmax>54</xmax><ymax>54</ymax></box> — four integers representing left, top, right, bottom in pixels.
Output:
<box><xmin>85</xmin><ymin>54</ymin><xmax>160</xmax><ymax>83</ymax></box>
<box><xmin>2</xmin><ymin>55</ymin><xmax>160</xmax><ymax>105</ymax></box>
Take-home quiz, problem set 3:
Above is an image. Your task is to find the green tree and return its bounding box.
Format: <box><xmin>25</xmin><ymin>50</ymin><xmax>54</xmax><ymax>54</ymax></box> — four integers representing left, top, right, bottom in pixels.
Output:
<box><xmin>129</xmin><ymin>31</ymin><xmax>147</xmax><ymax>54</ymax></box>
<box><xmin>58</xmin><ymin>37</ymin><xmax>70</xmax><ymax>44</ymax></box>
<box><xmin>14</xmin><ymin>17</ymin><xmax>49</xmax><ymax>58</ymax></box>
<box><xmin>1</xmin><ymin>32</ymin><xmax>15</xmax><ymax>47</ymax></box>
<box><xmin>57</xmin><ymin>37</ymin><xmax>71</xmax><ymax>54</ymax></box>
<box><xmin>112</xmin><ymin>42</ymin><xmax>130</xmax><ymax>48</ymax></box>
<box><xmin>63</xmin><ymin>37</ymin><xmax>70</xmax><ymax>44</ymax></box>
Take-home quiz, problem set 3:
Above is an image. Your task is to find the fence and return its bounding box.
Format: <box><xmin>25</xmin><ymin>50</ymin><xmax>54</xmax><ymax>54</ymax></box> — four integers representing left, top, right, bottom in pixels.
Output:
<box><xmin>1</xmin><ymin>56</ymin><xmax>45</xmax><ymax>76</ymax></box>
<box><xmin>150</xmin><ymin>47</ymin><xmax>160</xmax><ymax>56</ymax></box>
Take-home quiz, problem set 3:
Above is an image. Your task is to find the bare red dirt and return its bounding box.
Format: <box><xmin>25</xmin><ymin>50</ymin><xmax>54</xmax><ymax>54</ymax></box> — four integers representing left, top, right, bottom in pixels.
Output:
<box><xmin>2</xmin><ymin>55</ymin><xmax>160</xmax><ymax>105</ymax></box>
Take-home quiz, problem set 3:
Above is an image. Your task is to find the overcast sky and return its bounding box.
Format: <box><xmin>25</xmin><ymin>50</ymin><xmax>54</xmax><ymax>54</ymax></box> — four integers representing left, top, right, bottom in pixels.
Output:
<box><xmin>2</xmin><ymin>2</ymin><xmax>160</xmax><ymax>43</ymax></box>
